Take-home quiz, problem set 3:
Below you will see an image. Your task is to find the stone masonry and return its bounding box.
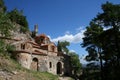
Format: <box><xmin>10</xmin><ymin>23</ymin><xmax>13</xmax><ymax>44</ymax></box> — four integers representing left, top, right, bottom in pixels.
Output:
<box><xmin>7</xmin><ymin>25</ymin><xmax>72</xmax><ymax>75</ymax></box>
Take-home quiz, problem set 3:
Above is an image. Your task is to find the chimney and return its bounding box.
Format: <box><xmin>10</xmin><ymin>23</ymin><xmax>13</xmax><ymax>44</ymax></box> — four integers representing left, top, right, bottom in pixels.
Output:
<box><xmin>34</xmin><ymin>24</ymin><xmax>38</xmax><ymax>36</ymax></box>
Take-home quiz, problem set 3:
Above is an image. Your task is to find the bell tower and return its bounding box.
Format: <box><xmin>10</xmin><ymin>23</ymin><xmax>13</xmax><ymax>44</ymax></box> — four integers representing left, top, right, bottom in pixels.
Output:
<box><xmin>34</xmin><ymin>24</ymin><xmax>38</xmax><ymax>36</ymax></box>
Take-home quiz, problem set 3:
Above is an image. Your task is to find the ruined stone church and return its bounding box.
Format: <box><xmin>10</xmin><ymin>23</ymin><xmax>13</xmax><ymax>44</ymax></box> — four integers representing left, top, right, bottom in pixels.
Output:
<box><xmin>8</xmin><ymin>25</ymin><xmax>71</xmax><ymax>75</ymax></box>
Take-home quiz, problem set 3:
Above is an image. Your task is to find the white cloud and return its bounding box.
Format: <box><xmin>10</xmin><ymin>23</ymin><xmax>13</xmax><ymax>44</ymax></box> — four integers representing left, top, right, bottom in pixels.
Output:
<box><xmin>103</xmin><ymin>27</ymin><xmax>111</xmax><ymax>30</ymax></box>
<box><xmin>50</xmin><ymin>26</ymin><xmax>112</xmax><ymax>44</ymax></box>
<box><xmin>51</xmin><ymin>27</ymin><xmax>85</xmax><ymax>44</ymax></box>
<box><xmin>76</xmin><ymin>26</ymin><xmax>84</xmax><ymax>32</ymax></box>
<box><xmin>65</xmin><ymin>31</ymin><xmax>71</xmax><ymax>35</ymax></box>
<box><xmin>69</xmin><ymin>50</ymin><xmax>76</xmax><ymax>53</ymax></box>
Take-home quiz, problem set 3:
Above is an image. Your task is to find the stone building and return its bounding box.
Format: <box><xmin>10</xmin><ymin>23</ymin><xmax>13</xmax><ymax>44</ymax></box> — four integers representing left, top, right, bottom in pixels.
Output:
<box><xmin>10</xmin><ymin>25</ymin><xmax>72</xmax><ymax>75</ymax></box>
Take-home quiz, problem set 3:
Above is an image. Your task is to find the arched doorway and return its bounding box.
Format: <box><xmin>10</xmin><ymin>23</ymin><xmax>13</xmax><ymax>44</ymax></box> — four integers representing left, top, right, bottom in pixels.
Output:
<box><xmin>30</xmin><ymin>58</ymin><xmax>38</xmax><ymax>71</ymax></box>
<box><xmin>57</xmin><ymin>62</ymin><xmax>62</xmax><ymax>74</ymax></box>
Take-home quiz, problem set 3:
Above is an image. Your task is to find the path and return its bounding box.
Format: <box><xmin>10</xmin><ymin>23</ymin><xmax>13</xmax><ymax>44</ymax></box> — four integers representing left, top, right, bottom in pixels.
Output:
<box><xmin>58</xmin><ymin>76</ymin><xmax>73</xmax><ymax>80</ymax></box>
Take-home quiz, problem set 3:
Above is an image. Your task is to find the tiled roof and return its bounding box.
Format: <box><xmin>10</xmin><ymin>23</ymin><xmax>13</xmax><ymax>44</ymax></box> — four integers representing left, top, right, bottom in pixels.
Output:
<box><xmin>14</xmin><ymin>50</ymin><xmax>47</xmax><ymax>56</ymax></box>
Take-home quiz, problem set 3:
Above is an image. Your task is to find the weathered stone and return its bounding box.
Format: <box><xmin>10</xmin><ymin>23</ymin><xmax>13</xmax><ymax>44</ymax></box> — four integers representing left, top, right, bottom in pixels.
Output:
<box><xmin>11</xmin><ymin>71</ymin><xmax>17</xmax><ymax>75</ymax></box>
<box><xmin>2</xmin><ymin>25</ymin><xmax>72</xmax><ymax>76</ymax></box>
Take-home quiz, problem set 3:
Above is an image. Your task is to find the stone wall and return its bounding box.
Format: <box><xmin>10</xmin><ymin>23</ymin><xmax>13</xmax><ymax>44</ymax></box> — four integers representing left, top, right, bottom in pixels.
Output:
<box><xmin>31</xmin><ymin>55</ymin><xmax>48</xmax><ymax>72</ymax></box>
<box><xmin>17</xmin><ymin>53</ymin><xmax>31</xmax><ymax>69</ymax></box>
<box><xmin>0</xmin><ymin>24</ymin><xmax>72</xmax><ymax>76</ymax></box>
<box><xmin>15</xmin><ymin>51</ymin><xmax>66</xmax><ymax>75</ymax></box>
<box><xmin>47</xmin><ymin>56</ymin><xmax>64</xmax><ymax>74</ymax></box>
<box><xmin>8</xmin><ymin>29</ymin><xmax>72</xmax><ymax>75</ymax></box>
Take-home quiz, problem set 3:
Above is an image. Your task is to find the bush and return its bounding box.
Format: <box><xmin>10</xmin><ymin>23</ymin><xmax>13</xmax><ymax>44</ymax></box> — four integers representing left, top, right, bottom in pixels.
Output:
<box><xmin>7</xmin><ymin>9</ymin><xmax>29</xmax><ymax>33</ymax></box>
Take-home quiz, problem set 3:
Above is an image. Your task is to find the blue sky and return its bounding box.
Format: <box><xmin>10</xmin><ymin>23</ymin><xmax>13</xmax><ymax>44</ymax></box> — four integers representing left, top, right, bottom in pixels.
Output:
<box><xmin>4</xmin><ymin>0</ymin><xmax>119</xmax><ymax>63</ymax></box>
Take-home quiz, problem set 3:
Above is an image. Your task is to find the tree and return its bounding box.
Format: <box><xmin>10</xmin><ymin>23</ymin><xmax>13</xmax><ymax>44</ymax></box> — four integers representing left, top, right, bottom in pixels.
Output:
<box><xmin>0</xmin><ymin>0</ymin><xmax>6</xmax><ymax>12</ymax></box>
<box><xmin>81</xmin><ymin>2</ymin><xmax>120</xmax><ymax>80</ymax></box>
<box><xmin>7</xmin><ymin>9</ymin><xmax>29</xmax><ymax>33</ymax></box>
<box><xmin>0</xmin><ymin>0</ymin><xmax>13</xmax><ymax>37</ymax></box>
<box><xmin>0</xmin><ymin>12</ymin><xmax>13</xmax><ymax>37</ymax></box>
<box><xmin>57</xmin><ymin>41</ymin><xmax>81</xmax><ymax>77</ymax></box>
<box><xmin>81</xmin><ymin>21</ymin><xmax>104</xmax><ymax>79</ymax></box>
<box><xmin>69</xmin><ymin>52</ymin><xmax>82</xmax><ymax>76</ymax></box>
<box><xmin>57</xmin><ymin>41</ymin><xmax>70</xmax><ymax>54</ymax></box>
<box><xmin>94</xmin><ymin>2</ymin><xmax>120</xmax><ymax>79</ymax></box>
<box><xmin>80</xmin><ymin>62</ymin><xmax>101</xmax><ymax>80</ymax></box>
<box><xmin>0</xmin><ymin>0</ymin><xmax>14</xmax><ymax>55</ymax></box>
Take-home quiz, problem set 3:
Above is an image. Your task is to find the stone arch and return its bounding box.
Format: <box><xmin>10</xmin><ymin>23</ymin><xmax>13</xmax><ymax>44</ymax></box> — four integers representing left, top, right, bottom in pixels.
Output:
<box><xmin>57</xmin><ymin>62</ymin><xmax>62</xmax><ymax>74</ymax></box>
<box><xmin>30</xmin><ymin>57</ymin><xmax>38</xmax><ymax>71</ymax></box>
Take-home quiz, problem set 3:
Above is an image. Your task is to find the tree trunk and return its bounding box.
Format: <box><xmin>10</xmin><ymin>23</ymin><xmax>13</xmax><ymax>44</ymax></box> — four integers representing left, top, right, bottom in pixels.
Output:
<box><xmin>98</xmin><ymin>48</ymin><xmax>103</xmax><ymax>80</ymax></box>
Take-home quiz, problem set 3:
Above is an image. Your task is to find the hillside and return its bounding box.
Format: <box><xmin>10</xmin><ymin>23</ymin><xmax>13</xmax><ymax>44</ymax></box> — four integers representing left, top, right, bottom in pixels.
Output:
<box><xmin>0</xmin><ymin>55</ymin><xmax>58</xmax><ymax>80</ymax></box>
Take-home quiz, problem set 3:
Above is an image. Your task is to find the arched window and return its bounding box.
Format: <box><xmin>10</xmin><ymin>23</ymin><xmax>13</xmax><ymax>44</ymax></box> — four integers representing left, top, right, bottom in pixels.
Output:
<box><xmin>49</xmin><ymin>62</ymin><xmax>52</xmax><ymax>68</ymax></box>
<box><xmin>57</xmin><ymin>62</ymin><xmax>62</xmax><ymax>74</ymax></box>
<box><xmin>33</xmin><ymin>58</ymin><xmax>38</xmax><ymax>62</ymax></box>
<box><xmin>40</xmin><ymin>38</ymin><xmax>44</xmax><ymax>43</ymax></box>
<box><xmin>51</xmin><ymin>46</ymin><xmax>54</xmax><ymax>52</ymax></box>
<box><xmin>21</xmin><ymin>44</ymin><xmax>25</xmax><ymax>50</ymax></box>
<box><xmin>30</xmin><ymin>57</ymin><xmax>38</xmax><ymax>71</ymax></box>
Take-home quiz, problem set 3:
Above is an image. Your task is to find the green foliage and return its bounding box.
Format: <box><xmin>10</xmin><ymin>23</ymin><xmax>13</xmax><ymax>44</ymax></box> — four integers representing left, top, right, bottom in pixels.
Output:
<box><xmin>0</xmin><ymin>40</ymin><xmax>5</xmax><ymax>53</ymax></box>
<box><xmin>0</xmin><ymin>39</ymin><xmax>15</xmax><ymax>57</ymax></box>
<box><xmin>81</xmin><ymin>22</ymin><xmax>103</xmax><ymax>61</ymax></box>
<box><xmin>68</xmin><ymin>52</ymin><xmax>82</xmax><ymax>75</ymax></box>
<box><xmin>57</xmin><ymin>41</ymin><xmax>70</xmax><ymax>53</ymax></box>
<box><xmin>95</xmin><ymin>2</ymin><xmax>120</xmax><ymax>76</ymax></box>
<box><xmin>57</xmin><ymin>41</ymin><xmax>81</xmax><ymax>76</ymax></box>
<box><xmin>0</xmin><ymin>12</ymin><xmax>13</xmax><ymax>37</ymax></box>
<box><xmin>29</xmin><ymin>72</ymin><xmax>58</xmax><ymax>80</ymax></box>
<box><xmin>31</xmin><ymin>71</ymin><xmax>58</xmax><ymax>80</ymax></box>
<box><xmin>81</xmin><ymin>2</ymin><xmax>120</xmax><ymax>80</ymax></box>
<box><xmin>95</xmin><ymin>1</ymin><xmax>120</xmax><ymax>27</ymax></box>
<box><xmin>80</xmin><ymin>67</ymin><xmax>101</xmax><ymax>80</ymax></box>
<box><xmin>0</xmin><ymin>0</ymin><xmax>6</xmax><ymax>12</ymax></box>
<box><xmin>20</xmin><ymin>25</ymin><xmax>29</xmax><ymax>33</ymax></box>
<box><xmin>57</xmin><ymin>41</ymin><xmax>62</xmax><ymax>52</ymax></box>
<box><xmin>6</xmin><ymin>44</ymin><xmax>15</xmax><ymax>53</ymax></box>
<box><xmin>7</xmin><ymin>9</ymin><xmax>29</xmax><ymax>33</ymax></box>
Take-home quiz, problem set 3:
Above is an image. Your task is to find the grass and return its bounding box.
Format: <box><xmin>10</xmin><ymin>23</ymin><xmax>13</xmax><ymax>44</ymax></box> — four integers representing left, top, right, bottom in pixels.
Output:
<box><xmin>30</xmin><ymin>71</ymin><xmax>58</xmax><ymax>80</ymax></box>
